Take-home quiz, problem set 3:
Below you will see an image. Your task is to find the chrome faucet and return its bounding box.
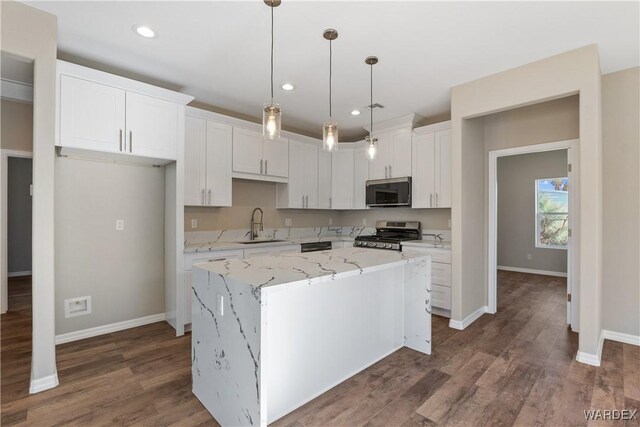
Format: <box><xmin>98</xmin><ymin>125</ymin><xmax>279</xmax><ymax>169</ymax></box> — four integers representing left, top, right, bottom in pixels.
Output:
<box><xmin>250</xmin><ymin>207</ymin><xmax>264</xmax><ymax>240</ymax></box>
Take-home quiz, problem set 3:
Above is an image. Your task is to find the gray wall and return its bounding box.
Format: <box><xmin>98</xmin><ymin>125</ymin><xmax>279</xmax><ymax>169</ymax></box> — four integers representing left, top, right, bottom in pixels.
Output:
<box><xmin>497</xmin><ymin>150</ymin><xmax>568</xmax><ymax>273</ymax></box>
<box><xmin>55</xmin><ymin>158</ymin><xmax>165</xmax><ymax>335</ymax></box>
<box><xmin>601</xmin><ymin>67</ymin><xmax>640</xmax><ymax>337</ymax></box>
<box><xmin>8</xmin><ymin>157</ymin><xmax>32</xmax><ymax>273</ymax></box>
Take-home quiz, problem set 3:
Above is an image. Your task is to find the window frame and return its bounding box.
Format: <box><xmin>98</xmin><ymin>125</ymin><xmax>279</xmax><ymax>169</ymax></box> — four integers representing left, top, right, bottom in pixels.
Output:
<box><xmin>535</xmin><ymin>177</ymin><xmax>569</xmax><ymax>250</ymax></box>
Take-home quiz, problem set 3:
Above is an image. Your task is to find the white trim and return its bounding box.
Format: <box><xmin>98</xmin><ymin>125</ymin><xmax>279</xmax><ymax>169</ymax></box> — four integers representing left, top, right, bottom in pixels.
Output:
<box><xmin>1</xmin><ymin>78</ymin><xmax>33</xmax><ymax>103</ymax></box>
<box><xmin>363</xmin><ymin>113</ymin><xmax>425</xmax><ymax>133</ymax></box>
<box><xmin>1</xmin><ymin>149</ymin><xmax>33</xmax><ymax>314</ymax></box>
<box><xmin>413</xmin><ymin>120</ymin><xmax>452</xmax><ymax>135</ymax></box>
<box><xmin>7</xmin><ymin>270</ymin><xmax>32</xmax><ymax>277</ymax></box>
<box><xmin>55</xmin><ymin>313</ymin><xmax>166</xmax><ymax>345</ymax></box>
<box><xmin>576</xmin><ymin>330</ymin><xmax>604</xmax><ymax>366</ymax></box>
<box><xmin>449</xmin><ymin>305</ymin><xmax>489</xmax><ymax>330</ymax></box>
<box><xmin>29</xmin><ymin>373</ymin><xmax>59</xmax><ymax>394</ymax></box>
<box><xmin>488</xmin><ymin>139</ymin><xmax>579</xmax><ymax>327</ymax></box>
<box><xmin>602</xmin><ymin>329</ymin><xmax>640</xmax><ymax>346</ymax></box>
<box><xmin>497</xmin><ymin>265</ymin><xmax>567</xmax><ymax>278</ymax></box>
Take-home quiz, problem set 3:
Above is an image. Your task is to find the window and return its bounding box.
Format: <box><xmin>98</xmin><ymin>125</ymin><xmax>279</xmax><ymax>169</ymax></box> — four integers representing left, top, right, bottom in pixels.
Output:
<box><xmin>535</xmin><ymin>177</ymin><xmax>568</xmax><ymax>249</ymax></box>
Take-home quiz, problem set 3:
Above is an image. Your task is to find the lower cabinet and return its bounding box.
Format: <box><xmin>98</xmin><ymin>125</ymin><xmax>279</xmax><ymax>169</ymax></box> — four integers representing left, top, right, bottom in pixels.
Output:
<box><xmin>402</xmin><ymin>246</ymin><xmax>452</xmax><ymax>317</ymax></box>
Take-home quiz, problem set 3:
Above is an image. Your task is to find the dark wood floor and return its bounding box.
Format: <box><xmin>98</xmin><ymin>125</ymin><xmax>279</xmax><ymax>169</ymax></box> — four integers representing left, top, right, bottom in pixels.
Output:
<box><xmin>1</xmin><ymin>272</ymin><xmax>638</xmax><ymax>426</ymax></box>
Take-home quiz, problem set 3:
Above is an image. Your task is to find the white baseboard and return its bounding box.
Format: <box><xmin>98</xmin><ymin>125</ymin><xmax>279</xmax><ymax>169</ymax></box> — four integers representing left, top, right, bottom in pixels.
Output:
<box><xmin>602</xmin><ymin>329</ymin><xmax>640</xmax><ymax>346</ymax></box>
<box><xmin>8</xmin><ymin>270</ymin><xmax>31</xmax><ymax>277</ymax></box>
<box><xmin>576</xmin><ymin>331</ymin><xmax>604</xmax><ymax>367</ymax></box>
<box><xmin>29</xmin><ymin>373</ymin><xmax>59</xmax><ymax>394</ymax></box>
<box><xmin>449</xmin><ymin>305</ymin><xmax>489</xmax><ymax>330</ymax></box>
<box><xmin>55</xmin><ymin>313</ymin><xmax>166</xmax><ymax>345</ymax></box>
<box><xmin>497</xmin><ymin>265</ymin><xmax>567</xmax><ymax>278</ymax></box>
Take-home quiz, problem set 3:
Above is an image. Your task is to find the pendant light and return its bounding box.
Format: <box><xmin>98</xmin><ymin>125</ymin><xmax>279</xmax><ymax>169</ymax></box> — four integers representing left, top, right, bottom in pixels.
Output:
<box><xmin>322</xmin><ymin>29</ymin><xmax>339</xmax><ymax>152</ymax></box>
<box><xmin>365</xmin><ymin>56</ymin><xmax>378</xmax><ymax>160</ymax></box>
<box><xmin>263</xmin><ymin>0</ymin><xmax>282</xmax><ymax>140</ymax></box>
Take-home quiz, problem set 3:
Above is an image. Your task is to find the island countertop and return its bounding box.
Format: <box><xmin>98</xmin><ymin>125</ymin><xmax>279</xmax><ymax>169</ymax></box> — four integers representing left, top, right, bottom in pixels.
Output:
<box><xmin>193</xmin><ymin>247</ymin><xmax>427</xmax><ymax>289</ymax></box>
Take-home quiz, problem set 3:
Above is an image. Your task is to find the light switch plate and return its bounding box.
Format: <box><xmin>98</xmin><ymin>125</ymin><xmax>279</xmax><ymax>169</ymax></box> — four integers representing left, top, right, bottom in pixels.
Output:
<box><xmin>285</xmin><ymin>218</ymin><xmax>292</xmax><ymax>227</ymax></box>
<box><xmin>116</xmin><ymin>219</ymin><xmax>124</xmax><ymax>231</ymax></box>
<box><xmin>527</xmin><ymin>254</ymin><xmax>532</xmax><ymax>260</ymax></box>
<box><xmin>191</xmin><ymin>219</ymin><xmax>198</xmax><ymax>229</ymax></box>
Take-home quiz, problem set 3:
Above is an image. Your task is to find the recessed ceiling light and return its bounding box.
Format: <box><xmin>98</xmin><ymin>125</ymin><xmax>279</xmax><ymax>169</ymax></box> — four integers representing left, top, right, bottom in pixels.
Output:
<box><xmin>350</xmin><ymin>110</ymin><xmax>361</xmax><ymax>116</ymax></box>
<box><xmin>133</xmin><ymin>25</ymin><xmax>156</xmax><ymax>38</ymax></box>
<box><xmin>281</xmin><ymin>83</ymin><xmax>295</xmax><ymax>91</ymax></box>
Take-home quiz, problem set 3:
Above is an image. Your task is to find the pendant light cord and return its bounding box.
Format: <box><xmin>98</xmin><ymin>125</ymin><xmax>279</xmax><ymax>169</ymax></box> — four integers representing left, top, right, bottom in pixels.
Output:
<box><xmin>329</xmin><ymin>39</ymin><xmax>333</xmax><ymax>119</ymax></box>
<box><xmin>369</xmin><ymin>62</ymin><xmax>373</xmax><ymax>139</ymax></box>
<box><xmin>270</xmin><ymin>3</ymin><xmax>274</xmax><ymax>103</ymax></box>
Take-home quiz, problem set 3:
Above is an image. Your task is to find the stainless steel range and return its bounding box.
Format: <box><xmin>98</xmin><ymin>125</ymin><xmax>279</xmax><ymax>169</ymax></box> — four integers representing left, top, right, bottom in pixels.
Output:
<box><xmin>354</xmin><ymin>220</ymin><xmax>421</xmax><ymax>251</ymax></box>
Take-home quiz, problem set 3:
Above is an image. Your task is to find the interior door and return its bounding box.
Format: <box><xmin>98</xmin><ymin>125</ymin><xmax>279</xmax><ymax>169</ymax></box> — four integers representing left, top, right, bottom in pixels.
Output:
<box><xmin>434</xmin><ymin>129</ymin><xmax>452</xmax><ymax>207</ymax></box>
<box><xmin>126</xmin><ymin>92</ymin><xmax>178</xmax><ymax>160</ymax></box>
<box><xmin>303</xmin><ymin>144</ymin><xmax>319</xmax><ymax>208</ymax></box>
<box><xmin>390</xmin><ymin>129</ymin><xmax>412</xmax><ymax>177</ymax></box>
<box><xmin>232</xmin><ymin>128</ymin><xmax>263</xmax><ymax>175</ymax></box>
<box><xmin>317</xmin><ymin>150</ymin><xmax>332</xmax><ymax>209</ymax></box>
<box><xmin>411</xmin><ymin>133</ymin><xmax>436</xmax><ymax>208</ymax></box>
<box><xmin>263</xmin><ymin>137</ymin><xmax>289</xmax><ymax>178</ymax></box>
<box><xmin>184</xmin><ymin>116</ymin><xmax>207</xmax><ymax>206</ymax></box>
<box><xmin>206</xmin><ymin>121</ymin><xmax>233</xmax><ymax>206</ymax></box>
<box><xmin>60</xmin><ymin>75</ymin><xmax>125</xmax><ymax>153</ymax></box>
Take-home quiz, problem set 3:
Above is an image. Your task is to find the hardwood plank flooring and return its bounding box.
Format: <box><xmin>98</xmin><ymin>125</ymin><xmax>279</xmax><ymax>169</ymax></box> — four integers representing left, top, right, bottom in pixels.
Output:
<box><xmin>1</xmin><ymin>271</ymin><xmax>638</xmax><ymax>426</ymax></box>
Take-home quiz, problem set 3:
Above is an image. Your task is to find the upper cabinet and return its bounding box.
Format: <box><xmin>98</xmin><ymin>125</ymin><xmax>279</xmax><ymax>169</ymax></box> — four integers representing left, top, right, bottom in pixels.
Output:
<box><xmin>331</xmin><ymin>148</ymin><xmax>355</xmax><ymax>210</ymax></box>
<box><xmin>277</xmin><ymin>140</ymin><xmax>319</xmax><ymax>209</ymax></box>
<box><xmin>56</xmin><ymin>61</ymin><xmax>193</xmax><ymax>165</ymax></box>
<box><xmin>317</xmin><ymin>150</ymin><xmax>332</xmax><ymax>209</ymax></box>
<box><xmin>184</xmin><ymin>111</ymin><xmax>232</xmax><ymax>207</ymax></box>
<box><xmin>367</xmin><ymin>116</ymin><xmax>418</xmax><ymax>180</ymax></box>
<box><xmin>412</xmin><ymin>122</ymin><xmax>452</xmax><ymax>208</ymax></box>
<box><xmin>232</xmin><ymin>127</ymin><xmax>289</xmax><ymax>182</ymax></box>
<box><xmin>353</xmin><ymin>144</ymin><xmax>370</xmax><ymax>210</ymax></box>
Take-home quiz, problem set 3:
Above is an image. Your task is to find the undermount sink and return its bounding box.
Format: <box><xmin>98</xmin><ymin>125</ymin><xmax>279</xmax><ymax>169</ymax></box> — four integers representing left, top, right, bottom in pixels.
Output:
<box><xmin>236</xmin><ymin>240</ymin><xmax>287</xmax><ymax>245</ymax></box>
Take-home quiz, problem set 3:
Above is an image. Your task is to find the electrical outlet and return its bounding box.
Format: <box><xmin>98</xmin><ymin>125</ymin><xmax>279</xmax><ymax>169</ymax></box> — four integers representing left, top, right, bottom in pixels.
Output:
<box><xmin>285</xmin><ymin>218</ymin><xmax>292</xmax><ymax>227</ymax></box>
<box><xmin>191</xmin><ymin>219</ymin><xmax>198</xmax><ymax>229</ymax></box>
<box><xmin>328</xmin><ymin>218</ymin><xmax>333</xmax><ymax>225</ymax></box>
<box><xmin>362</xmin><ymin>218</ymin><xmax>367</xmax><ymax>226</ymax></box>
<box><xmin>64</xmin><ymin>296</ymin><xmax>92</xmax><ymax>318</ymax></box>
<box><xmin>448</xmin><ymin>219</ymin><xmax>451</xmax><ymax>228</ymax></box>
<box><xmin>527</xmin><ymin>254</ymin><xmax>532</xmax><ymax>260</ymax></box>
<box><xmin>116</xmin><ymin>219</ymin><xmax>124</xmax><ymax>231</ymax></box>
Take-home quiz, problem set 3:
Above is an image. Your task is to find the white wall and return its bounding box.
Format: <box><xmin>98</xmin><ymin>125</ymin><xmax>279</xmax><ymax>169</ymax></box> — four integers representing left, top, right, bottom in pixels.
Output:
<box><xmin>601</xmin><ymin>67</ymin><xmax>640</xmax><ymax>338</ymax></box>
<box><xmin>54</xmin><ymin>158</ymin><xmax>165</xmax><ymax>334</ymax></box>
<box><xmin>1</xmin><ymin>99</ymin><xmax>33</xmax><ymax>151</ymax></box>
<box><xmin>1</xmin><ymin>0</ymin><xmax>58</xmax><ymax>391</ymax></box>
<box><xmin>451</xmin><ymin>45</ymin><xmax>603</xmax><ymax>360</ymax></box>
<box><xmin>497</xmin><ymin>150</ymin><xmax>568</xmax><ymax>273</ymax></box>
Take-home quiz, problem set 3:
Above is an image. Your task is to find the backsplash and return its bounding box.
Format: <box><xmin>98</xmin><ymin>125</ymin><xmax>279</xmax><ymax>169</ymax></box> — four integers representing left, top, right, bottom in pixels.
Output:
<box><xmin>185</xmin><ymin>226</ymin><xmax>376</xmax><ymax>245</ymax></box>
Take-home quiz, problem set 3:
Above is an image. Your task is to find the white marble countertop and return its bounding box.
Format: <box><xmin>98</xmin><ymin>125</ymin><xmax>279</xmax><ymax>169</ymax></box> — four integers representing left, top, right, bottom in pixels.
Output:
<box><xmin>184</xmin><ymin>236</ymin><xmax>356</xmax><ymax>253</ymax></box>
<box><xmin>194</xmin><ymin>247</ymin><xmax>429</xmax><ymax>289</ymax></box>
<box><xmin>402</xmin><ymin>240</ymin><xmax>452</xmax><ymax>250</ymax></box>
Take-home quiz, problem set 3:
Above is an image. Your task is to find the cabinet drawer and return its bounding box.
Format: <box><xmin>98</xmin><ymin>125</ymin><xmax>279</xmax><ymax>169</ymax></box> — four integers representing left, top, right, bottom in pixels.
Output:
<box><xmin>185</xmin><ymin>249</ymin><xmax>244</xmax><ymax>270</ymax></box>
<box><xmin>430</xmin><ymin>251</ymin><xmax>451</xmax><ymax>264</ymax></box>
<box><xmin>432</xmin><ymin>263</ymin><xmax>452</xmax><ymax>286</ymax></box>
<box><xmin>431</xmin><ymin>284</ymin><xmax>451</xmax><ymax>310</ymax></box>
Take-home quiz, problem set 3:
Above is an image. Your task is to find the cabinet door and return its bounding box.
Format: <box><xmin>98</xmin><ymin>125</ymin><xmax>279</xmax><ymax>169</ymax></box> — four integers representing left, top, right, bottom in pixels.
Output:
<box><xmin>263</xmin><ymin>137</ymin><xmax>289</xmax><ymax>178</ymax></box>
<box><xmin>331</xmin><ymin>148</ymin><xmax>354</xmax><ymax>209</ymax></box>
<box><xmin>411</xmin><ymin>132</ymin><xmax>436</xmax><ymax>208</ymax></box>
<box><xmin>317</xmin><ymin>150</ymin><xmax>332</xmax><ymax>209</ymax></box>
<box><xmin>303</xmin><ymin>144</ymin><xmax>319</xmax><ymax>208</ymax></box>
<box><xmin>391</xmin><ymin>129</ymin><xmax>412</xmax><ymax>177</ymax></box>
<box><xmin>126</xmin><ymin>92</ymin><xmax>178</xmax><ymax>160</ymax></box>
<box><xmin>184</xmin><ymin>116</ymin><xmax>207</xmax><ymax>206</ymax></box>
<box><xmin>368</xmin><ymin>132</ymin><xmax>390</xmax><ymax>180</ymax></box>
<box><xmin>206</xmin><ymin>121</ymin><xmax>233</xmax><ymax>206</ymax></box>
<box><xmin>353</xmin><ymin>145</ymin><xmax>369</xmax><ymax>209</ymax></box>
<box><xmin>286</xmin><ymin>140</ymin><xmax>305</xmax><ymax>208</ymax></box>
<box><xmin>185</xmin><ymin>271</ymin><xmax>193</xmax><ymax>325</ymax></box>
<box><xmin>60</xmin><ymin>75</ymin><xmax>125</xmax><ymax>153</ymax></box>
<box><xmin>434</xmin><ymin>129</ymin><xmax>452</xmax><ymax>208</ymax></box>
<box><xmin>233</xmin><ymin>128</ymin><xmax>263</xmax><ymax>175</ymax></box>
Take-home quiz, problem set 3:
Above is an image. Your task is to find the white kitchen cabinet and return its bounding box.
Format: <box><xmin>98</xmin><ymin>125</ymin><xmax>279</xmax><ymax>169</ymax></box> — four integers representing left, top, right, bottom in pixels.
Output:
<box><xmin>318</xmin><ymin>150</ymin><xmax>332</xmax><ymax>209</ymax></box>
<box><xmin>60</xmin><ymin>75</ymin><xmax>126</xmax><ymax>153</ymax></box>
<box><xmin>184</xmin><ymin>116</ymin><xmax>233</xmax><ymax>207</ymax></box>
<box><xmin>412</xmin><ymin>122</ymin><xmax>451</xmax><ymax>208</ymax></box>
<box><xmin>331</xmin><ymin>148</ymin><xmax>355</xmax><ymax>209</ymax></box>
<box><xmin>59</xmin><ymin>74</ymin><xmax>182</xmax><ymax>161</ymax></box>
<box><xmin>400</xmin><ymin>245</ymin><xmax>452</xmax><ymax>316</ymax></box>
<box><xmin>353</xmin><ymin>145</ymin><xmax>369</xmax><ymax>209</ymax></box>
<box><xmin>232</xmin><ymin>127</ymin><xmax>289</xmax><ymax>181</ymax></box>
<box><xmin>368</xmin><ymin>128</ymin><xmax>412</xmax><ymax>180</ymax></box>
<box><xmin>277</xmin><ymin>140</ymin><xmax>319</xmax><ymax>209</ymax></box>
<box><xmin>243</xmin><ymin>244</ymin><xmax>300</xmax><ymax>258</ymax></box>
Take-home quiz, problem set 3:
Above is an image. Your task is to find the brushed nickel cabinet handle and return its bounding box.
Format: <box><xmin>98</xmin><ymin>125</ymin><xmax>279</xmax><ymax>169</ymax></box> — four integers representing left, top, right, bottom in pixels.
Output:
<box><xmin>329</xmin><ymin>197</ymin><xmax>332</xmax><ymax>209</ymax></box>
<box><xmin>389</xmin><ymin>165</ymin><xmax>392</xmax><ymax>177</ymax></box>
<box><xmin>260</xmin><ymin>159</ymin><xmax>263</xmax><ymax>174</ymax></box>
<box><xmin>208</xmin><ymin>189</ymin><xmax>212</xmax><ymax>205</ymax></box>
<box><xmin>129</xmin><ymin>131</ymin><xmax>132</xmax><ymax>153</ymax></box>
<box><xmin>119</xmin><ymin>129</ymin><xmax>123</xmax><ymax>151</ymax></box>
<box><xmin>384</xmin><ymin>165</ymin><xmax>388</xmax><ymax>178</ymax></box>
<box><xmin>435</xmin><ymin>192</ymin><xmax>438</xmax><ymax>207</ymax></box>
<box><xmin>430</xmin><ymin>193</ymin><xmax>433</xmax><ymax>208</ymax></box>
<box><xmin>265</xmin><ymin>160</ymin><xmax>268</xmax><ymax>175</ymax></box>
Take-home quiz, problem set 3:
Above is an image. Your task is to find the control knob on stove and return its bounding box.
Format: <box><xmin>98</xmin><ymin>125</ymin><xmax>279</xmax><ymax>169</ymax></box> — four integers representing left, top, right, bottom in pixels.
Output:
<box><xmin>385</xmin><ymin>243</ymin><xmax>392</xmax><ymax>249</ymax></box>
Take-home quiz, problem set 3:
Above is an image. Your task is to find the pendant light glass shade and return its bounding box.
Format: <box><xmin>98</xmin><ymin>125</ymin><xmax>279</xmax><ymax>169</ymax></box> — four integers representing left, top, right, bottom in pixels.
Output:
<box><xmin>366</xmin><ymin>136</ymin><xmax>377</xmax><ymax>160</ymax></box>
<box><xmin>322</xmin><ymin>122</ymin><xmax>338</xmax><ymax>152</ymax></box>
<box><xmin>263</xmin><ymin>103</ymin><xmax>281</xmax><ymax>140</ymax></box>
<box><xmin>263</xmin><ymin>0</ymin><xmax>282</xmax><ymax>140</ymax></box>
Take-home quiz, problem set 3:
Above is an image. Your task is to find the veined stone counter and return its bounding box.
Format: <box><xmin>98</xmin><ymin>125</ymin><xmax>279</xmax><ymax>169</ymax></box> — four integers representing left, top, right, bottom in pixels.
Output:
<box><xmin>191</xmin><ymin>248</ymin><xmax>432</xmax><ymax>426</ymax></box>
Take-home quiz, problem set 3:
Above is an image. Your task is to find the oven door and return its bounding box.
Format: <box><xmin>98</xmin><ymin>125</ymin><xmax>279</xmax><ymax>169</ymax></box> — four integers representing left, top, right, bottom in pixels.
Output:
<box><xmin>366</xmin><ymin>177</ymin><xmax>411</xmax><ymax>207</ymax></box>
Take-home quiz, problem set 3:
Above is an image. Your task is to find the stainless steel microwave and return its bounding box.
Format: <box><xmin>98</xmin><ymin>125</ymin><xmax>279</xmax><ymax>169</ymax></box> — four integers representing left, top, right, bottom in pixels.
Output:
<box><xmin>365</xmin><ymin>177</ymin><xmax>412</xmax><ymax>207</ymax></box>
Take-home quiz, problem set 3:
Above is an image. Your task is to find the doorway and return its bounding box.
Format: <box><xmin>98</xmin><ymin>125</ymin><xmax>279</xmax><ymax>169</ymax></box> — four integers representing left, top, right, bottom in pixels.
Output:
<box><xmin>488</xmin><ymin>140</ymin><xmax>580</xmax><ymax>330</ymax></box>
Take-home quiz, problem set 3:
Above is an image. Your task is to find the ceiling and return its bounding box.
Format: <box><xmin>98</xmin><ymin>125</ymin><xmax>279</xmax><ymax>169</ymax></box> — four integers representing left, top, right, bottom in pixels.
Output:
<box><xmin>27</xmin><ymin>1</ymin><xmax>640</xmax><ymax>140</ymax></box>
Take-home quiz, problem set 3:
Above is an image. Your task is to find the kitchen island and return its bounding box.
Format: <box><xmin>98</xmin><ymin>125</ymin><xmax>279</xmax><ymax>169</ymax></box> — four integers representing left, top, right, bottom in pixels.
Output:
<box><xmin>191</xmin><ymin>247</ymin><xmax>431</xmax><ymax>426</ymax></box>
